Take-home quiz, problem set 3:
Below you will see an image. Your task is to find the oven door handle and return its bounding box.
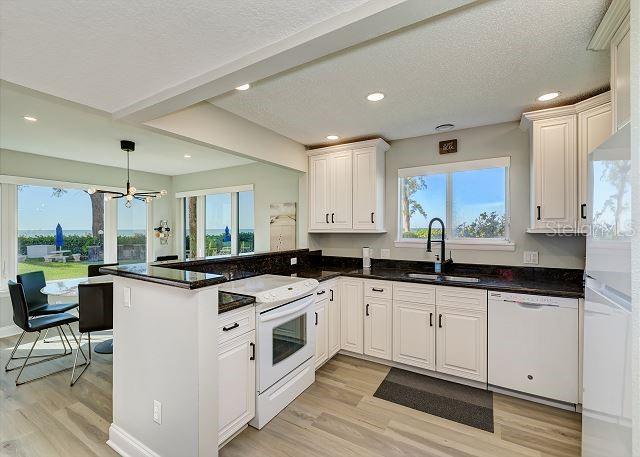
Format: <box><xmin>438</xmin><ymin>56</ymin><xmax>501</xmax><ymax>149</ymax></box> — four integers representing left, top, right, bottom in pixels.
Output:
<box><xmin>260</xmin><ymin>300</ymin><xmax>312</xmax><ymax>323</ymax></box>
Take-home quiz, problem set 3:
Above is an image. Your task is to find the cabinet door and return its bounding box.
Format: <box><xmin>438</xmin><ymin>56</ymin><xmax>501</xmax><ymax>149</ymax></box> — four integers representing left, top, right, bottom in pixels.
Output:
<box><xmin>218</xmin><ymin>331</ymin><xmax>256</xmax><ymax>445</ymax></box>
<box><xmin>340</xmin><ymin>278</ymin><xmax>364</xmax><ymax>354</ymax></box>
<box><xmin>393</xmin><ymin>301</ymin><xmax>436</xmax><ymax>370</ymax></box>
<box><xmin>314</xmin><ymin>300</ymin><xmax>328</xmax><ymax>369</ymax></box>
<box><xmin>327</xmin><ymin>282</ymin><xmax>341</xmax><ymax>357</ymax></box>
<box><xmin>531</xmin><ymin>115</ymin><xmax>577</xmax><ymax>230</ymax></box>
<box><xmin>611</xmin><ymin>15</ymin><xmax>630</xmax><ymax>132</ymax></box>
<box><xmin>329</xmin><ymin>151</ymin><xmax>353</xmax><ymax>230</ymax></box>
<box><xmin>578</xmin><ymin>103</ymin><xmax>611</xmax><ymax>232</ymax></box>
<box><xmin>309</xmin><ymin>155</ymin><xmax>331</xmax><ymax>230</ymax></box>
<box><xmin>436</xmin><ymin>305</ymin><xmax>487</xmax><ymax>382</ymax></box>
<box><xmin>352</xmin><ymin>148</ymin><xmax>377</xmax><ymax>230</ymax></box>
<box><xmin>364</xmin><ymin>297</ymin><xmax>392</xmax><ymax>360</ymax></box>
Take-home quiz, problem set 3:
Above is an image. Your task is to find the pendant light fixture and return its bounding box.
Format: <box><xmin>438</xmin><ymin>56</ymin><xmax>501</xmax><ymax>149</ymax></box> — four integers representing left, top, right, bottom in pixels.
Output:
<box><xmin>87</xmin><ymin>140</ymin><xmax>167</xmax><ymax>207</ymax></box>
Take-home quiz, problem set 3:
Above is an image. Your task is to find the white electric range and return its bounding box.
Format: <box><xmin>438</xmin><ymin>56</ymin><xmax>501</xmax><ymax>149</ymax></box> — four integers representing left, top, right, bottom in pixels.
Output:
<box><xmin>219</xmin><ymin>274</ymin><xmax>319</xmax><ymax>429</ymax></box>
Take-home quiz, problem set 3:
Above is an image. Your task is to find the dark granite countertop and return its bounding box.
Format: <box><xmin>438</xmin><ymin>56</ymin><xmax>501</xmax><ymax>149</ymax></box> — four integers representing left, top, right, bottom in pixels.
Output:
<box><xmin>100</xmin><ymin>263</ymin><xmax>227</xmax><ymax>289</ymax></box>
<box><xmin>219</xmin><ymin>292</ymin><xmax>255</xmax><ymax>314</ymax></box>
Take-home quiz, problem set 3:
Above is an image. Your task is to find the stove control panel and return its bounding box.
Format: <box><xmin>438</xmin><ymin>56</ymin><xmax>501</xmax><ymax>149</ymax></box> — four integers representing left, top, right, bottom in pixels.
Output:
<box><xmin>255</xmin><ymin>279</ymin><xmax>318</xmax><ymax>303</ymax></box>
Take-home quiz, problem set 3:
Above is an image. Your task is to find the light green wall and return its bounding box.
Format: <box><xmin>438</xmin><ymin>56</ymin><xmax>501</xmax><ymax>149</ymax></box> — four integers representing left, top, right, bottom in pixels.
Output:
<box><xmin>172</xmin><ymin>162</ymin><xmax>301</xmax><ymax>253</ymax></box>
<box><xmin>309</xmin><ymin>122</ymin><xmax>586</xmax><ymax>269</ymax></box>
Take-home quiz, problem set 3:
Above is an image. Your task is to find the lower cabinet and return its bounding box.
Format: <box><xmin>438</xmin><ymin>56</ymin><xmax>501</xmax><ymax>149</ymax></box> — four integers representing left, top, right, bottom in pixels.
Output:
<box><xmin>393</xmin><ymin>300</ymin><xmax>436</xmax><ymax>370</ymax></box>
<box><xmin>327</xmin><ymin>282</ymin><xmax>341</xmax><ymax>358</ymax></box>
<box><xmin>364</xmin><ymin>297</ymin><xmax>392</xmax><ymax>360</ymax></box>
<box><xmin>314</xmin><ymin>299</ymin><xmax>328</xmax><ymax>369</ymax></box>
<box><xmin>340</xmin><ymin>278</ymin><xmax>364</xmax><ymax>354</ymax></box>
<box><xmin>218</xmin><ymin>329</ymin><xmax>256</xmax><ymax>445</ymax></box>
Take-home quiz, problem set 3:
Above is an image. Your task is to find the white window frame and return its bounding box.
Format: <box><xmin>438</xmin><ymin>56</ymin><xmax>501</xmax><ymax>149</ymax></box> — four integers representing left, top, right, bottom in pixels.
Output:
<box><xmin>175</xmin><ymin>184</ymin><xmax>254</xmax><ymax>259</ymax></box>
<box><xmin>0</xmin><ymin>175</ymin><xmax>154</xmax><ymax>289</ymax></box>
<box><xmin>395</xmin><ymin>157</ymin><xmax>515</xmax><ymax>251</ymax></box>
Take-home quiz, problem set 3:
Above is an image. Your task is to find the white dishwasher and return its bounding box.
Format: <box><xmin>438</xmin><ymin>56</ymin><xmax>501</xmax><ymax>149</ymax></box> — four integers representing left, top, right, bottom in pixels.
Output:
<box><xmin>488</xmin><ymin>291</ymin><xmax>579</xmax><ymax>405</ymax></box>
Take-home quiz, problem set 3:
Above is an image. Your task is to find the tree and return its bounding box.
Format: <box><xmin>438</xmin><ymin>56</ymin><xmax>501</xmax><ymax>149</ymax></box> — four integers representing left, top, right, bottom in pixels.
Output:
<box><xmin>456</xmin><ymin>211</ymin><xmax>505</xmax><ymax>238</ymax></box>
<box><xmin>188</xmin><ymin>196</ymin><xmax>198</xmax><ymax>256</ymax></box>
<box><xmin>594</xmin><ymin>160</ymin><xmax>631</xmax><ymax>237</ymax></box>
<box><xmin>401</xmin><ymin>176</ymin><xmax>429</xmax><ymax>234</ymax></box>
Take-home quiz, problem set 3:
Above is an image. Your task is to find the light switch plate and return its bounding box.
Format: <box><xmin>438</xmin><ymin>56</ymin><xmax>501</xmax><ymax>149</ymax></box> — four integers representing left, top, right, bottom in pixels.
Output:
<box><xmin>523</xmin><ymin>251</ymin><xmax>539</xmax><ymax>265</ymax></box>
<box><xmin>380</xmin><ymin>249</ymin><xmax>391</xmax><ymax>259</ymax></box>
<box><xmin>123</xmin><ymin>287</ymin><xmax>131</xmax><ymax>308</ymax></box>
<box><xmin>290</xmin><ymin>257</ymin><xmax>297</xmax><ymax>265</ymax></box>
<box><xmin>153</xmin><ymin>400</ymin><xmax>162</xmax><ymax>424</ymax></box>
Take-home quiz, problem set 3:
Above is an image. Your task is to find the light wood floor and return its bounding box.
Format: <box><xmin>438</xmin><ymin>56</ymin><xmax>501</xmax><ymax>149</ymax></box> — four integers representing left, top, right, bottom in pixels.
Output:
<box><xmin>0</xmin><ymin>333</ymin><xmax>581</xmax><ymax>457</ymax></box>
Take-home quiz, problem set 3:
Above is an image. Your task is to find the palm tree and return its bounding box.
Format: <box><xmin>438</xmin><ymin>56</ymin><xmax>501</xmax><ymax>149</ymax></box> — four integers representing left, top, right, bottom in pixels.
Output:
<box><xmin>401</xmin><ymin>176</ymin><xmax>429</xmax><ymax>234</ymax></box>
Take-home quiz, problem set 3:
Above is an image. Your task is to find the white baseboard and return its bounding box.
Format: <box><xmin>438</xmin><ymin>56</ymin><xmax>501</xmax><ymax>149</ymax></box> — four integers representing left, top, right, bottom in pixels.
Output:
<box><xmin>0</xmin><ymin>324</ymin><xmax>21</xmax><ymax>339</ymax></box>
<box><xmin>107</xmin><ymin>424</ymin><xmax>161</xmax><ymax>457</ymax></box>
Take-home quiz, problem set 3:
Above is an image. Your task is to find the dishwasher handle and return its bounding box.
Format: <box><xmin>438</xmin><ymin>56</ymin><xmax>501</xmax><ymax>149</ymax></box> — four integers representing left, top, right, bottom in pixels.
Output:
<box><xmin>501</xmin><ymin>299</ymin><xmax>559</xmax><ymax>308</ymax></box>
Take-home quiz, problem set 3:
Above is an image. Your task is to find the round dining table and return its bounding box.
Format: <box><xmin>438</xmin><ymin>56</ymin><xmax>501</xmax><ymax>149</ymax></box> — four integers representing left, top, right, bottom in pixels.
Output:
<box><xmin>40</xmin><ymin>276</ymin><xmax>114</xmax><ymax>354</ymax></box>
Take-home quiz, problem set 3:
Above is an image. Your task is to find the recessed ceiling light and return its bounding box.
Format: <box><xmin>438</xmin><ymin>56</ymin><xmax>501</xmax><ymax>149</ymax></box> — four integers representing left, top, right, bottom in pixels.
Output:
<box><xmin>23</xmin><ymin>115</ymin><xmax>37</xmax><ymax>122</ymax></box>
<box><xmin>184</xmin><ymin>154</ymin><xmax>192</xmax><ymax>158</ymax></box>
<box><xmin>326</xmin><ymin>135</ymin><xmax>340</xmax><ymax>140</ymax></box>
<box><xmin>235</xmin><ymin>84</ymin><xmax>251</xmax><ymax>91</ymax></box>
<box><xmin>537</xmin><ymin>92</ymin><xmax>560</xmax><ymax>102</ymax></box>
<box><xmin>366</xmin><ymin>92</ymin><xmax>385</xmax><ymax>102</ymax></box>
<box><xmin>435</xmin><ymin>123</ymin><xmax>455</xmax><ymax>132</ymax></box>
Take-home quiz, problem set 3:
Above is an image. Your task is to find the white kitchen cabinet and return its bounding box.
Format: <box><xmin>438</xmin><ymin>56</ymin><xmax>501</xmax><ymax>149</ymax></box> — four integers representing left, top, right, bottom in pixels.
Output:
<box><xmin>340</xmin><ymin>278</ymin><xmax>364</xmax><ymax>354</ymax></box>
<box><xmin>218</xmin><ymin>330</ymin><xmax>256</xmax><ymax>445</ymax></box>
<box><xmin>611</xmin><ymin>14</ymin><xmax>630</xmax><ymax>132</ymax></box>
<box><xmin>364</xmin><ymin>297</ymin><xmax>392</xmax><ymax>360</ymax></box>
<box><xmin>308</xmin><ymin>139</ymin><xmax>389</xmax><ymax>233</ymax></box>
<box><xmin>577</xmin><ymin>101</ymin><xmax>612</xmax><ymax>232</ymax></box>
<box><xmin>435</xmin><ymin>287</ymin><xmax>487</xmax><ymax>382</ymax></box>
<box><xmin>314</xmin><ymin>299</ymin><xmax>328</xmax><ymax>369</ymax></box>
<box><xmin>393</xmin><ymin>300</ymin><xmax>436</xmax><ymax>370</ymax></box>
<box><xmin>327</xmin><ymin>281</ymin><xmax>341</xmax><ymax>358</ymax></box>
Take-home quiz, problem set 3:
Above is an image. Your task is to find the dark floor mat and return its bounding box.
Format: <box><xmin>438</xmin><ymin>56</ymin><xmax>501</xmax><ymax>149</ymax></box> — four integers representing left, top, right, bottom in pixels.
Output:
<box><xmin>373</xmin><ymin>367</ymin><xmax>494</xmax><ymax>432</ymax></box>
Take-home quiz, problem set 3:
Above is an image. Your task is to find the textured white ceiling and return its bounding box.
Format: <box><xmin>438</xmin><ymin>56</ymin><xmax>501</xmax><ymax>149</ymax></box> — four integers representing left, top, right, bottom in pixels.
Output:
<box><xmin>0</xmin><ymin>0</ymin><xmax>370</xmax><ymax>112</ymax></box>
<box><xmin>0</xmin><ymin>83</ymin><xmax>253</xmax><ymax>175</ymax></box>
<box><xmin>211</xmin><ymin>0</ymin><xmax>611</xmax><ymax>145</ymax></box>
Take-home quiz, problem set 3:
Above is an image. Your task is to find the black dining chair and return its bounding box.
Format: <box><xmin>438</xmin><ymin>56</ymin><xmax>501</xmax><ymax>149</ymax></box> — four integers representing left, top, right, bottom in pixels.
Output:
<box><xmin>6</xmin><ymin>281</ymin><xmax>86</xmax><ymax>386</ymax></box>
<box><xmin>156</xmin><ymin>255</ymin><xmax>179</xmax><ymax>262</ymax></box>
<box><xmin>17</xmin><ymin>271</ymin><xmax>78</xmax><ymax>316</ymax></box>
<box><xmin>70</xmin><ymin>283</ymin><xmax>113</xmax><ymax>385</ymax></box>
<box><xmin>88</xmin><ymin>263</ymin><xmax>118</xmax><ymax>277</ymax></box>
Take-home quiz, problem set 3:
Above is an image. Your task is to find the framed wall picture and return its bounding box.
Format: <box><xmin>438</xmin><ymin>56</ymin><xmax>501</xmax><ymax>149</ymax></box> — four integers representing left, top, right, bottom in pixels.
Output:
<box><xmin>270</xmin><ymin>202</ymin><xmax>296</xmax><ymax>251</ymax></box>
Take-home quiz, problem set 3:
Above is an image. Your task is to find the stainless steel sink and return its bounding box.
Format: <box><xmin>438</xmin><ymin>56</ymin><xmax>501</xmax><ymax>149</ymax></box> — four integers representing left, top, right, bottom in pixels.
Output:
<box><xmin>406</xmin><ymin>273</ymin><xmax>440</xmax><ymax>280</ymax></box>
<box><xmin>442</xmin><ymin>275</ymin><xmax>480</xmax><ymax>283</ymax></box>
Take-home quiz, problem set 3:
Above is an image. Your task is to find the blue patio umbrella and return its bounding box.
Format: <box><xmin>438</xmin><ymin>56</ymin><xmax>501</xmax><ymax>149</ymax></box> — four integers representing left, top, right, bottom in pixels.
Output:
<box><xmin>223</xmin><ymin>226</ymin><xmax>231</xmax><ymax>243</ymax></box>
<box><xmin>55</xmin><ymin>223</ymin><xmax>64</xmax><ymax>250</ymax></box>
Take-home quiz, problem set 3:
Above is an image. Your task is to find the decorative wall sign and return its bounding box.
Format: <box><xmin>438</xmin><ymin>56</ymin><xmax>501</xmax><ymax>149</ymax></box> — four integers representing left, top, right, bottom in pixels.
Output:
<box><xmin>439</xmin><ymin>139</ymin><xmax>457</xmax><ymax>154</ymax></box>
<box><xmin>270</xmin><ymin>203</ymin><xmax>297</xmax><ymax>251</ymax></box>
<box><xmin>154</xmin><ymin>220</ymin><xmax>171</xmax><ymax>245</ymax></box>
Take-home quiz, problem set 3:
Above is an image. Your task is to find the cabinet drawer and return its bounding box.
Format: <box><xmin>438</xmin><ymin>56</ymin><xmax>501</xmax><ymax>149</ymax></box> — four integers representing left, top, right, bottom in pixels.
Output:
<box><xmin>393</xmin><ymin>282</ymin><xmax>436</xmax><ymax>305</ymax></box>
<box><xmin>436</xmin><ymin>286</ymin><xmax>487</xmax><ymax>312</ymax></box>
<box><xmin>364</xmin><ymin>280</ymin><xmax>392</xmax><ymax>299</ymax></box>
<box><xmin>218</xmin><ymin>305</ymin><xmax>255</xmax><ymax>345</ymax></box>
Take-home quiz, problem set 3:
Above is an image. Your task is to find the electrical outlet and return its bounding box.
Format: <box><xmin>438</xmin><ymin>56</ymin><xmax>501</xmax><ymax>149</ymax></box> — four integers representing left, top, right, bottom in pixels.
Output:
<box><xmin>523</xmin><ymin>251</ymin><xmax>539</xmax><ymax>265</ymax></box>
<box><xmin>123</xmin><ymin>287</ymin><xmax>131</xmax><ymax>308</ymax></box>
<box><xmin>380</xmin><ymin>249</ymin><xmax>391</xmax><ymax>259</ymax></box>
<box><xmin>290</xmin><ymin>257</ymin><xmax>297</xmax><ymax>265</ymax></box>
<box><xmin>153</xmin><ymin>400</ymin><xmax>162</xmax><ymax>424</ymax></box>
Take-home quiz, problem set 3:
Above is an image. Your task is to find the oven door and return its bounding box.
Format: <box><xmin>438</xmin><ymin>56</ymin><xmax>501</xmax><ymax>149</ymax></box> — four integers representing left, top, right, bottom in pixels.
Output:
<box><xmin>257</xmin><ymin>294</ymin><xmax>315</xmax><ymax>393</ymax></box>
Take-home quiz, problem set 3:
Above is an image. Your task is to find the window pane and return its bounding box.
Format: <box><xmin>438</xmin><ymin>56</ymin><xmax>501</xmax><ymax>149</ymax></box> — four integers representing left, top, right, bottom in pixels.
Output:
<box><xmin>452</xmin><ymin>167</ymin><xmax>506</xmax><ymax>239</ymax></box>
<box><xmin>205</xmin><ymin>193</ymin><xmax>232</xmax><ymax>256</ymax></box>
<box><xmin>400</xmin><ymin>174</ymin><xmax>446</xmax><ymax>239</ymax></box>
<box><xmin>17</xmin><ymin>185</ymin><xmax>104</xmax><ymax>280</ymax></box>
<box><xmin>184</xmin><ymin>196</ymin><xmax>198</xmax><ymax>259</ymax></box>
<box><xmin>117</xmin><ymin>198</ymin><xmax>147</xmax><ymax>264</ymax></box>
<box><xmin>239</xmin><ymin>191</ymin><xmax>254</xmax><ymax>253</ymax></box>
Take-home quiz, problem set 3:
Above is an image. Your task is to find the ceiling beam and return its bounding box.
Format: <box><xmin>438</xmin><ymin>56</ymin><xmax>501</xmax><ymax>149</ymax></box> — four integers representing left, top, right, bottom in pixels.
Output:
<box><xmin>113</xmin><ymin>0</ymin><xmax>480</xmax><ymax>123</ymax></box>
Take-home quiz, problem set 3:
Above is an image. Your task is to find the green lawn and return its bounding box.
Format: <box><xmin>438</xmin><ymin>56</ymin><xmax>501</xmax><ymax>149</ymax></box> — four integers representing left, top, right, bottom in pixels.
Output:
<box><xmin>18</xmin><ymin>259</ymin><xmax>93</xmax><ymax>280</ymax></box>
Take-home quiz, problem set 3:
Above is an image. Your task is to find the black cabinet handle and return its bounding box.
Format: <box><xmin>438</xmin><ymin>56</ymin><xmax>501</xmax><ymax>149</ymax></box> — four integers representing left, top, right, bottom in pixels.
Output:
<box><xmin>581</xmin><ymin>203</ymin><xmax>587</xmax><ymax>219</ymax></box>
<box><xmin>536</xmin><ymin>206</ymin><xmax>541</xmax><ymax>221</ymax></box>
<box><xmin>315</xmin><ymin>312</ymin><xmax>318</xmax><ymax>325</ymax></box>
<box><xmin>366</xmin><ymin>304</ymin><xmax>370</xmax><ymax>316</ymax></box>
<box><xmin>316</xmin><ymin>290</ymin><xmax>326</xmax><ymax>295</ymax></box>
<box><xmin>371</xmin><ymin>212</ymin><xmax>375</xmax><ymax>223</ymax></box>
<box><xmin>222</xmin><ymin>322</ymin><xmax>239</xmax><ymax>331</ymax></box>
<box><xmin>372</xmin><ymin>287</ymin><xmax>384</xmax><ymax>292</ymax></box>
<box><xmin>325</xmin><ymin>213</ymin><xmax>329</xmax><ymax>223</ymax></box>
<box><xmin>429</xmin><ymin>312</ymin><xmax>433</xmax><ymax>327</ymax></box>
<box><xmin>438</xmin><ymin>314</ymin><xmax>443</xmax><ymax>328</ymax></box>
<box><xmin>250</xmin><ymin>342</ymin><xmax>255</xmax><ymax>360</ymax></box>
<box><xmin>331</xmin><ymin>213</ymin><xmax>335</xmax><ymax>223</ymax></box>
<box><xmin>330</xmin><ymin>289</ymin><xmax>334</xmax><ymax>301</ymax></box>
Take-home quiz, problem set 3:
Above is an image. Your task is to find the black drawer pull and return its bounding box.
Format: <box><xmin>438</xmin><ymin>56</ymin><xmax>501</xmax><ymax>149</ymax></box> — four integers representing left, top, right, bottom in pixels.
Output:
<box><xmin>325</xmin><ymin>213</ymin><xmax>329</xmax><ymax>223</ymax></box>
<box><xmin>371</xmin><ymin>212</ymin><xmax>374</xmax><ymax>223</ymax></box>
<box><xmin>250</xmin><ymin>342</ymin><xmax>255</xmax><ymax>360</ymax></box>
<box><xmin>222</xmin><ymin>322</ymin><xmax>239</xmax><ymax>331</ymax></box>
<box><xmin>372</xmin><ymin>287</ymin><xmax>384</xmax><ymax>292</ymax></box>
<box><xmin>330</xmin><ymin>289</ymin><xmax>334</xmax><ymax>301</ymax></box>
<box><xmin>429</xmin><ymin>312</ymin><xmax>433</xmax><ymax>327</ymax></box>
<box><xmin>581</xmin><ymin>203</ymin><xmax>587</xmax><ymax>219</ymax></box>
<box><xmin>438</xmin><ymin>314</ymin><xmax>443</xmax><ymax>328</ymax></box>
<box><xmin>366</xmin><ymin>304</ymin><xmax>370</xmax><ymax>316</ymax></box>
<box><xmin>536</xmin><ymin>206</ymin><xmax>541</xmax><ymax>221</ymax></box>
<box><xmin>317</xmin><ymin>290</ymin><xmax>326</xmax><ymax>295</ymax></box>
<box><xmin>331</xmin><ymin>213</ymin><xmax>335</xmax><ymax>223</ymax></box>
<box><xmin>315</xmin><ymin>312</ymin><xmax>318</xmax><ymax>325</ymax></box>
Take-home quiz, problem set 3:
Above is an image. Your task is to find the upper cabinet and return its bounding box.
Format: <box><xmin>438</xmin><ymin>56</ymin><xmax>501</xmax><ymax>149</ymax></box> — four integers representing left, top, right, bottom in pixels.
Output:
<box><xmin>521</xmin><ymin>93</ymin><xmax>611</xmax><ymax>233</ymax></box>
<box><xmin>308</xmin><ymin>139</ymin><xmax>389</xmax><ymax>233</ymax></box>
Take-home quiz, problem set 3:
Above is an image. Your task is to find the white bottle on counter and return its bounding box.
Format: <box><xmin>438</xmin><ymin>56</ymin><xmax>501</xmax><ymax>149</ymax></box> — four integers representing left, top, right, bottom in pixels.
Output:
<box><xmin>362</xmin><ymin>247</ymin><xmax>371</xmax><ymax>269</ymax></box>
